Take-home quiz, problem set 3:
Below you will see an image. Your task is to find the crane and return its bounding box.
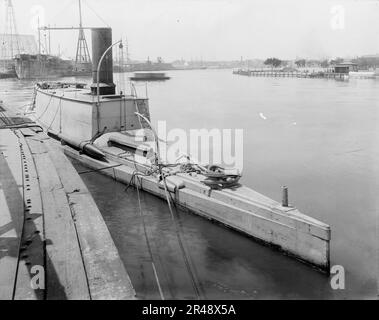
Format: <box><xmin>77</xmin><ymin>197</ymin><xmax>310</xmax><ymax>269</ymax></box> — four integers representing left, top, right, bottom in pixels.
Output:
<box><xmin>38</xmin><ymin>0</ymin><xmax>92</xmax><ymax>71</ymax></box>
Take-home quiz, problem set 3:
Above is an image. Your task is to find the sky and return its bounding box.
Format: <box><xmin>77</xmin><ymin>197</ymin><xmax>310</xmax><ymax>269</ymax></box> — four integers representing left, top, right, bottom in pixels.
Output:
<box><xmin>1</xmin><ymin>0</ymin><xmax>379</xmax><ymax>61</ymax></box>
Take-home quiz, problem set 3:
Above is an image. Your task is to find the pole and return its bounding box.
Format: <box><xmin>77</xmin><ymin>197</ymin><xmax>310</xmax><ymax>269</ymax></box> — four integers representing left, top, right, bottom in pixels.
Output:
<box><xmin>38</xmin><ymin>17</ymin><xmax>41</xmax><ymax>56</ymax></box>
<box><xmin>95</xmin><ymin>40</ymin><xmax>122</xmax><ymax>131</ymax></box>
<box><xmin>48</xmin><ymin>26</ymin><xmax>51</xmax><ymax>55</ymax></box>
<box><xmin>78</xmin><ymin>0</ymin><xmax>83</xmax><ymax>63</ymax></box>
<box><xmin>79</xmin><ymin>0</ymin><xmax>83</xmax><ymax>28</ymax></box>
<box><xmin>96</xmin><ymin>40</ymin><xmax>122</xmax><ymax>103</ymax></box>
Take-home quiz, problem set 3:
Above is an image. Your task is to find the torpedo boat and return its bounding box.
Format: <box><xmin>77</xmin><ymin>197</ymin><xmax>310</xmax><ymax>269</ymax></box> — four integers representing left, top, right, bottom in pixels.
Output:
<box><xmin>29</xmin><ymin>28</ymin><xmax>331</xmax><ymax>272</ymax></box>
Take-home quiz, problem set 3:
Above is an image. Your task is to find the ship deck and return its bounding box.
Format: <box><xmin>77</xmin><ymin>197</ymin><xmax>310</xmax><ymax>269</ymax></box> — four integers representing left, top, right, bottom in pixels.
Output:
<box><xmin>36</xmin><ymin>86</ymin><xmax>142</xmax><ymax>104</ymax></box>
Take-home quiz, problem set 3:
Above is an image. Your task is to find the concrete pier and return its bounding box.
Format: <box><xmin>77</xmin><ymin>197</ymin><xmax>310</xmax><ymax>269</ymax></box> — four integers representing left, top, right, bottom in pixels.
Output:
<box><xmin>0</xmin><ymin>104</ymin><xmax>135</xmax><ymax>300</ymax></box>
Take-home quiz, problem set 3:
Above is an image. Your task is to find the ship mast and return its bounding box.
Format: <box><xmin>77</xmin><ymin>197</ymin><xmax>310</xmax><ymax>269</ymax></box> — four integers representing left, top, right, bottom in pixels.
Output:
<box><xmin>75</xmin><ymin>0</ymin><xmax>91</xmax><ymax>68</ymax></box>
<box><xmin>1</xmin><ymin>0</ymin><xmax>20</xmax><ymax>61</ymax></box>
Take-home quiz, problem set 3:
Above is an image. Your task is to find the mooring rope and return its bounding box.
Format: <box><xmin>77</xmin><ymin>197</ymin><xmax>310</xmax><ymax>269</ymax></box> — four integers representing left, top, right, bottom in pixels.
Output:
<box><xmin>33</xmin><ymin>94</ymin><xmax>54</xmax><ymax>122</ymax></box>
<box><xmin>78</xmin><ymin>164</ymin><xmax>123</xmax><ymax>175</ymax></box>
<box><xmin>134</xmin><ymin>174</ymin><xmax>165</xmax><ymax>300</ymax></box>
<box><xmin>132</xmin><ymin>112</ymin><xmax>203</xmax><ymax>300</ymax></box>
<box><xmin>46</xmin><ymin>97</ymin><xmax>62</xmax><ymax>132</ymax></box>
<box><xmin>161</xmin><ymin>173</ymin><xmax>203</xmax><ymax>300</ymax></box>
<box><xmin>0</xmin><ymin>110</ymin><xmax>14</xmax><ymax>126</ymax></box>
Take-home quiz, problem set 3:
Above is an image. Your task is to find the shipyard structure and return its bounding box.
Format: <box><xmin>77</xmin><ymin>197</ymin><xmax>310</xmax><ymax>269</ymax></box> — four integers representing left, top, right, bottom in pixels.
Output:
<box><xmin>0</xmin><ymin>0</ymin><xmax>92</xmax><ymax>80</ymax></box>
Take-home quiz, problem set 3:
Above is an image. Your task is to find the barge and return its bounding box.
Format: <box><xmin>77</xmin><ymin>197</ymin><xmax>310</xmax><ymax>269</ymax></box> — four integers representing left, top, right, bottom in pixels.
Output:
<box><xmin>130</xmin><ymin>72</ymin><xmax>171</xmax><ymax>81</ymax></box>
<box><xmin>29</xmin><ymin>28</ymin><xmax>331</xmax><ymax>272</ymax></box>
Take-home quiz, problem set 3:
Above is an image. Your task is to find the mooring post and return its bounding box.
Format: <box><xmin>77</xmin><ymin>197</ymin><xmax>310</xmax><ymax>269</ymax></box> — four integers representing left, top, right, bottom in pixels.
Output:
<box><xmin>282</xmin><ymin>186</ymin><xmax>289</xmax><ymax>207</ymax></box>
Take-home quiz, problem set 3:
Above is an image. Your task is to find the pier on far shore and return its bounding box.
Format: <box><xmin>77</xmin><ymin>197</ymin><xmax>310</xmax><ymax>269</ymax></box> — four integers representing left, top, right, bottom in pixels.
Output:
<box><xmin>0</xmin><ymin>102</ymin><xmax>135</xmax><ymax>300</ymax></box>
<box><xmin>233</xmin><ymin>69</ymin><xmax>348</xmax><ymax>79</ymax></box>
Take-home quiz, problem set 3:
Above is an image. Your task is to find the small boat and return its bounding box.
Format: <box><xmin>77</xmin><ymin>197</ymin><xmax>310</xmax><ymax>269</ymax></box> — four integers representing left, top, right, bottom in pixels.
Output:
<box><xmin>130</xmin><ymin>72</ymin><xmax>171</xmax><ymax>81</ymax></box>
<box><xmin>29</xmin><ymin>28</ymin><xmax>331</xmax><ymax>272</ymax></box>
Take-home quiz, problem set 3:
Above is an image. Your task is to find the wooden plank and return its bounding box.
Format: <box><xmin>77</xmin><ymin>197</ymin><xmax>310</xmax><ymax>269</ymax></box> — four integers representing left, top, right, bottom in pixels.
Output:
<box><xmin>30</xmin><ymin>127</ymin><xmax>43</xmax><ymax>133</ymax></box>
<box><xmin>68</xmin><ymin>193</ymin><xmax>136</xmax><ymax>300</ymax></box>
<box><xmin>20</xmin><ymin>128</ymin><xmax>36</xmax><ymax>137</ymax></box>
<box><xmin>27</xmin><ymin>138</ymin><xmax>48</xmax><ymax>155</ymax></box>
<box><xmin>176</xmin><ymin>173</ymin><xmax>212</xmax><ymax>196</ymax></box>
<box><xmin>41</xmin><ymin>187</ymin><xmax>90</xmax><ymax>300</ymax></box>
<box><xmin>33</xmin><ymin>150</ymin><xmax>90</xmax><ymax>300</ymax></box>
<box><xmin>0</xmin><ymin>130</ymin><xmax>24</xmax><ymax>300</ymax></box>
<box><xmin>48</xmin><ymin>141</ymin><xmax>136</xmax><ymax>300</ymax></box>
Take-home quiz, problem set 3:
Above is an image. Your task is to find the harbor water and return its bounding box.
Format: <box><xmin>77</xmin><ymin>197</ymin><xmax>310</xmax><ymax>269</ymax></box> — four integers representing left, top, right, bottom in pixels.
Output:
<box><xmin>0</xmin><ymin>69</ymin><xmax>377</xmax><ymax>299</ymax></box>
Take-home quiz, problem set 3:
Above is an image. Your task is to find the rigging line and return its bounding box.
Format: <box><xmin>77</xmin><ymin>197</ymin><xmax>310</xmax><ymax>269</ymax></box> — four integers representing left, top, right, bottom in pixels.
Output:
<box><xmin>134</xmin><ymin>112</ymin><xmax>202</xmax><ymax>300</ymax></box>
<box><xmin>0</xmin><ymin>109</ymin><xmax>13</xmax><ymax>126</ymax></box>
<box><xmin>78</xmin><ymin>164</ymin><xmax>123</xmax><ymax>175</ymax></box>
<box><xmin>81</xmin><ymin>0</ymin><xmax>110</xmax><ymax>27</ymax></box>
<box><xmin>33</xmin><ymin>94</ymin><xmax>54</xmax><ymax>122</ymax></box>
<box><xmin>131</xmin><ymin>83</ymin><xmax>143</xmax><ymax>129</ymax></box>
<box><xmin>46</xmin><ymin>97</ymin><xmax>62</xmax><ymax>131</ymax></box>
<box><xmin>17</xmin><ymin>103</ymin><xmax>33</xmax><ymax>110</ymax></box>
<box><xmin>161</xmin><ymin>176</ymin><xmax>202</xmax><ymax>300</ymax></box>
<box><xmin>46</xmin><ymin>0</ymin><xmax>76</xmax><ymax>27</ymax></box>
<box><xmin>165</xmin><ymin>181</ymin><xmax>206</xmax><ymax>299</ymax></box>
<box><xmin>134</xmin><ymin>174</ymin><xmax>165</xmax><ymax>300</ymax></box>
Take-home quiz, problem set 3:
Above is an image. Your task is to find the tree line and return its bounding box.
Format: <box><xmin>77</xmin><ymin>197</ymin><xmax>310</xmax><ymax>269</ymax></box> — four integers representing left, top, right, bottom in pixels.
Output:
<box><xmin>263</xmin><ymin>56</ymin><xmax>379</xmax><ymax>69</ymax></box>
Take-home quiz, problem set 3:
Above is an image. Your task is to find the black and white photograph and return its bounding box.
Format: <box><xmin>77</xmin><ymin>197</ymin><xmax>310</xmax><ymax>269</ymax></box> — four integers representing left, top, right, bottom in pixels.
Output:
<box><xmin>0</xmin><ymin>0</ymin><xmax>377</xmax><ymax>308</ymax></box>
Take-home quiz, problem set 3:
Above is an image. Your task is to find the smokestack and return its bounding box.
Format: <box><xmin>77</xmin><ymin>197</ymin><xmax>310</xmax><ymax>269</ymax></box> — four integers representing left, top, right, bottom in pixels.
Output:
<box><xmin>90</xmin><ymin>27</ymin><xmax>116</xmax><ymax>95</ymax></box>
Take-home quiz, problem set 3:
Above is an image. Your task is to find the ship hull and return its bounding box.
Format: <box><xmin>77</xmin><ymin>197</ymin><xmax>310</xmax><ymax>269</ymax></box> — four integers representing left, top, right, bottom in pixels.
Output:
<box><xmin>0</xmin><ymin>59</ymin><xmax>17</xmax><ymax>79</ymax></box>
<box><xmin>0</xmin><ymin>72</ymin><xmax>16</xmax><ymax>79</ymax></box>
<box><xmin>15</xmin><ymin>54</ymin><xmax>91</xmax><ymax>79</ymax></box>
<box><xmin>64</xmin><ymin>144</ymin><xmax>331</xmax><ymax>272</ymax></box>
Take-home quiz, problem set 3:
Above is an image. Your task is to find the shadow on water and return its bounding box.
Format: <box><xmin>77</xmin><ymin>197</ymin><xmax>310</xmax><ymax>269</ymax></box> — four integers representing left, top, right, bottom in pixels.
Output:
<box><xmin>0</xmin><ymin>141</ymin><xmax>67</xmax><ymax>300</ymax></box>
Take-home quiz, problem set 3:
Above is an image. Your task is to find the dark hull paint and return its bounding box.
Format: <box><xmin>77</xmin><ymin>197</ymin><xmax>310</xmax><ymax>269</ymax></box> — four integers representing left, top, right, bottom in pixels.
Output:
<box><xmin>14</xmin><ymin>54</ymin><xmax>91</xmax><ymax>79</ymax></box>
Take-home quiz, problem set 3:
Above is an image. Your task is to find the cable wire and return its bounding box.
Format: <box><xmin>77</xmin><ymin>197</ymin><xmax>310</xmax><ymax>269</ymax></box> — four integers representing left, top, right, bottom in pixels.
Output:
<box><xmin>134</xmin><ymin>174</ymin><xmax>165</xmax><ymax>300</ymax></box>
<box><xmin>82</xmin><ymin>0</ymin><xmax>110</xmax><ymax>27</ymax></box>
<box><xmin>134</xmin><ymin>112</ymin><xmax>203</xmax><ymax>300</ymax></box>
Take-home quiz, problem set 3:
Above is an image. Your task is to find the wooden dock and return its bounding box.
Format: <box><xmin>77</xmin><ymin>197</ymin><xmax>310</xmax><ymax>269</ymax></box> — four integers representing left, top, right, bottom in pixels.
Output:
<box><xmin>233</xmin><ymin>69</ymin><xmax>348</xmax><ymax>80</ymax></box>
<box><xmin>0</xmin><ymin>104</ymin><xmax>135</xmax><ymax>300</ymax></box>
